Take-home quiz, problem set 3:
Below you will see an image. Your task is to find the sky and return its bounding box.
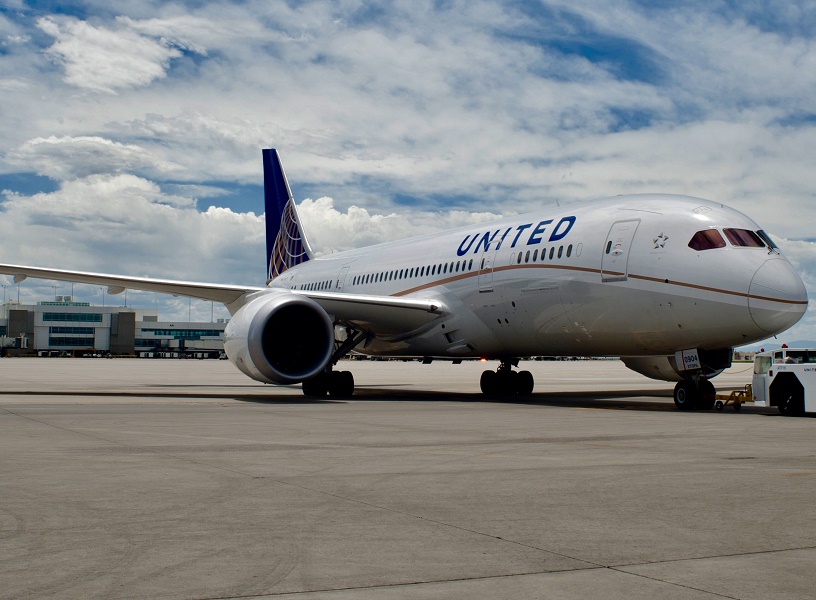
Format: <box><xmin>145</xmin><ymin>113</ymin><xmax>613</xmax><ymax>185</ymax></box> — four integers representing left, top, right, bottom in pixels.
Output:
<box><xmin>0</xmin><ymin>0</ymin><xmax>815</xmax><ymax>343</ymax></box>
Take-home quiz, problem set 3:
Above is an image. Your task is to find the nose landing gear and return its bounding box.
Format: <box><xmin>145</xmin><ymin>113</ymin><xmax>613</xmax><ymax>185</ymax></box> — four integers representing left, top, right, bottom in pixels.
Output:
<box><xmin>480</xmin><ymin>359</ymin><xmax>534</xmax><ymax>396</ymax></box>
<box><xmin>673</xmin><ymin>378</ymin><xmax>716</xmax><ymax>411</ymax></box>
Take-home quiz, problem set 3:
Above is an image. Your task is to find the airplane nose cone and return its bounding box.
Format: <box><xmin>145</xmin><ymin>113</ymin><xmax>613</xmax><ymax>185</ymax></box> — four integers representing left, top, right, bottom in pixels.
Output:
<box><xmin>748</xmin><ymin>259</ymin><xmax>808</xmax><ymax>333</ymax></box>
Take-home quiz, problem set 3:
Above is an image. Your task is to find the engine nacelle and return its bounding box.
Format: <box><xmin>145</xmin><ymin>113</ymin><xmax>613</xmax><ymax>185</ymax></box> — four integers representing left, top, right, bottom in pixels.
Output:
<box><xmin>224</xmin><ymin>290</ymin><xmax>334</xmax><ymax>384</ymax></box>
<box><xmin>621</xmin><ymin>348</ymin><xmax>732</xmax><ymax>382</ymax></box>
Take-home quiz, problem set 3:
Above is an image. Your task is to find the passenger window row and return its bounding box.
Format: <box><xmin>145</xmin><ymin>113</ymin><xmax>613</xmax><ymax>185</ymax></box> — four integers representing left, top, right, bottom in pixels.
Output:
<box><xmin>349</xmin><ymin>259</ymin><xmax>476</xmax><ymax>287</ymax></box>
<box><xmin>300</xmin><ymin>280</ymin><xmax>332</xmax><ymax>291</ymax></box>
<box><xmin>513</xmin><ymin>244</ymin><xmax>573</xmax><ymax>264</ymax></box>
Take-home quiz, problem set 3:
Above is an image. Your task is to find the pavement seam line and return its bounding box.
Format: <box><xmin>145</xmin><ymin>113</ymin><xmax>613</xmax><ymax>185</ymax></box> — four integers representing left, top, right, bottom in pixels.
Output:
<box><xmin>606</xmin><ymin>567</ymin><xmax>739</xmax><ymax>600</ymax></box>
<box><xmin>610</xmin><ymin>543</ymin><xmax>816</xmax><ymax>568</ymax></box>
<box><xmin>189</xmin><ymin>563</ymin><xmax>737</xmax><ymax>600</ymax></box>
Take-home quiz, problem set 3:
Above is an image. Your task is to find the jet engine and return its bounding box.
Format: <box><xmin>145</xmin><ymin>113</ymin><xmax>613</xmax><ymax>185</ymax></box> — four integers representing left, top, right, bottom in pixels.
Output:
<box><xmin>224</xmin><ymin>290</ymin><xmax>334</xmax><ymax>384</ymax></box>
<box><xmin>621</xmin><ymin>348</ymin><xmax>732</xmax><ymax>382</ymax></box>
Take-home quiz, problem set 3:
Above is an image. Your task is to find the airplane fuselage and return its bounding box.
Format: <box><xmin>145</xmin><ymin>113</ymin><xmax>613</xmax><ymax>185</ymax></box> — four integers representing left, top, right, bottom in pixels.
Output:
<box><xmin>270</xmin><ymin>194</ymin><xmax>807</xmax><ymax>359</ymax></box>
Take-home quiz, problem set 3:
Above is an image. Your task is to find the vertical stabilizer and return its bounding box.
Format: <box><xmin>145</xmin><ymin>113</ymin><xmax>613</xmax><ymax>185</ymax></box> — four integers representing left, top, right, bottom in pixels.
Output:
<box><xmin>263</xmin><ymin>148</ymin><xmax>314</xmax><ymax>281</ymax></box>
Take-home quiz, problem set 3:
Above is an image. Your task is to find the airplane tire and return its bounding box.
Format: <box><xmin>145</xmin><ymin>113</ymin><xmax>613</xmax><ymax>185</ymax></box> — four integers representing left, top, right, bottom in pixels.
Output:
<box><xmin>328</xmin><ymin>370</ymin><xmax>355</xmax><ymax>397</ymax></box>
<box><xmin>697</xmin><ymin>379</ymin><xmax>716</xmax><ymax>410</ymax></box>
<box><xmin>673</xmin><ymin>381</ymin><xmax>698</xmax><ymax>411</ymax></box>
<box><xmin>498</xmin><ymin>371</ymin><xmax>519</xmax><ymax>396</ymax></box>
<box><xmin>302</xmin><ymin>373</ymin><xmax>329</xmax><ymax>397</ymax></box>
<box><xmin>516</xmin><ymin>370</ymin><xmax>534</xmax><ymax>396</ymax></box>
<box><xmin>480</xmin><ymin>370</ymin><xmax>497</xmax><ymax>395</ymax></box>
<box><xmin>778</xmin><ymin>393</ymin><xmax>805</xmax><ymax>417</ymax></box>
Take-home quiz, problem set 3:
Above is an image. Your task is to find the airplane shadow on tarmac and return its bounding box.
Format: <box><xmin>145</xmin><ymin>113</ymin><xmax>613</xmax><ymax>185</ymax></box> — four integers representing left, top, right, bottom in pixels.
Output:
<box><xmin>0</xmin><ymin>385</ymin><xmax>779</xmax><ymax>414</ymax></box>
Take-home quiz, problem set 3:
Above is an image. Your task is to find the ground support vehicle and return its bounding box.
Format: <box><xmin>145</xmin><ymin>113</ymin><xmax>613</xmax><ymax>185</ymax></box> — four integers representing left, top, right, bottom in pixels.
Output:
<box><xmin>713</xmin><ymin>385</ymin><xmax>752</xmax><ymax>411</ymax></box>
<box><xmin>752</xmin><ymin>348</ymin><xmax>816</xmax><ymax>416</ymax></box>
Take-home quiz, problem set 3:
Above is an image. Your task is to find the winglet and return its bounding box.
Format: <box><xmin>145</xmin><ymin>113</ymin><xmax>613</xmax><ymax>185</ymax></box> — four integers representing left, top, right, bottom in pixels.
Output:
<box><xmin>263</xmin><ymin>149</ymin><xmax>313</xmax><ymax>281</ymax></box>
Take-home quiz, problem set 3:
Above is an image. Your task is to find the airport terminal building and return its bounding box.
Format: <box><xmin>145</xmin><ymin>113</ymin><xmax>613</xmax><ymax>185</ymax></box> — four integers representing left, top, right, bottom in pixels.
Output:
<box><xmin>0</xmin><ymin>298</ymin><xmax>226</xmax><ymax>357</ymax></box>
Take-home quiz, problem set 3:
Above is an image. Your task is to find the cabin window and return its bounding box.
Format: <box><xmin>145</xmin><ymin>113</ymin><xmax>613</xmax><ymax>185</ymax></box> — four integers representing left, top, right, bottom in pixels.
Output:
<box><xmin>557</xmin><ymin>246</ymin><xmax>563</xmax><ymax>258</ymax></box>
<box><xmin>525</xmin><ymin>251</ymin><xmax>530</xmax><ymax>263</ymax></box>
<box><xmin>517</xmin><ymin>253</ymin><xmax>522</xmax><ymax>264</ymax></box>
<box><xmin>468</xmin><ymin>259</ymin><xmax>473</xmax><ymax>270</ymax></box>
<box><xmin>549</xmin><ymin>247</ymin><xmax>555</xmax><ymax>260</ymax></box>
<box><xmin>533</xmin><ymin>249</ymin><xmax>538</xmax><ymax>261</ymax></box>
<box><xmin>724</xmin><ymin>228</ymin><xmax>765</xmax><ymax>248</ymax></box>
<box><xmin>566</xmin><ymin>244</ymin><xmax>573</xmax><ymax>258</ymax></box>
<box><xmin>688</xmin><ymin>229</ymin><xmax>726</xmax><ymax>251</ymax></box>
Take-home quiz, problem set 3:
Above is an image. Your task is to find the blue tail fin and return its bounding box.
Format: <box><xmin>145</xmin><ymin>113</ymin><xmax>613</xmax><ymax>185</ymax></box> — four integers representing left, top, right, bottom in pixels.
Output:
<box><xmin>263</xmin><ymin>148</ymin><xmax>313</xmax><ymax>281</ymax></box>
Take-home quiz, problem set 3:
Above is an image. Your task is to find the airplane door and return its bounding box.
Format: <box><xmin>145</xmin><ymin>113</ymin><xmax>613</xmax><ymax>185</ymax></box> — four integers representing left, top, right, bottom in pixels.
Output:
<box><xmin>601</xmin><ymin>220</ymin><xmax>640</xmax><ymax>282</ymax></box>
<box><xmin>478</xmin><ymin>251</ymin><xmax>496</xmax><ymax>292</ymax></box>
<box><xmin>335</xmin><ymin>266</ymin><xmax>350</xmax><ymax>290</ymax></box>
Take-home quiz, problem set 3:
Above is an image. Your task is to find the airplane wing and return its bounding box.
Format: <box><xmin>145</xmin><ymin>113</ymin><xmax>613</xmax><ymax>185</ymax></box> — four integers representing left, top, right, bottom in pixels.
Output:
<box><xmin>0</xmin><ymin>263</ymin><xmax>446</xmax><ymax>336</ymax></box>
<box><xmin>297</xmin><ymin>290</ymin><xmax>446</xmax><ymax>336</ymax></box>
<box><xmin>0</xmin><ymin>263</ymin><xmax>264</xmax><ymax>305</ymax></box>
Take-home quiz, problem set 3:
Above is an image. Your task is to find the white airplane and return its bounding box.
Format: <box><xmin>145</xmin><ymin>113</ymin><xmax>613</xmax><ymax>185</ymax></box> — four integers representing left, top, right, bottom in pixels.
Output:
<box><xmin>0</xmin><ymin>149</ymin><xmax>808</xmax><ymax>409</ymax></box>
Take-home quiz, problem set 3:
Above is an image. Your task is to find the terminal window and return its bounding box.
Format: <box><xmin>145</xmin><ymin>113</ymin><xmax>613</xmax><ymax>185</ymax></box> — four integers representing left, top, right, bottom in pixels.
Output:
<box><xmin>141</xmin><ymin>328</ymin><xmax>223</xmax><ymax>340</ymax></box>
<box><xmin>42</xmin><ymin>313</ymin><xmax>103</xmax><ymax>323</ymax></box>
<box><xmin>49</xmin><ymin>337</ymin><xmax>96</xmax><ymax>347</ymax></box>
<box><xmin>49</xmin><ymin>327</ymin><xmax>94</xmax><ymax>335</ymax></box>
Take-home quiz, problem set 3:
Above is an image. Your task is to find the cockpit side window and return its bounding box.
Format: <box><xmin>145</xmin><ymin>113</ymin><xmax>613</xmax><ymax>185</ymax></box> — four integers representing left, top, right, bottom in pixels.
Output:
<box><xmin>688</xmin><ymin>229</ymin><xmax>726</xmax><ymax>251</ymax></box>
<box><xmin>723</xmin><ymin>228</ymin><xmax>764</xmax><ymax>247</ymax></box>
<box><xmin>756</xmin><ymin>230</ymin><xmax>779</xmax><ymax>251</ymax></box>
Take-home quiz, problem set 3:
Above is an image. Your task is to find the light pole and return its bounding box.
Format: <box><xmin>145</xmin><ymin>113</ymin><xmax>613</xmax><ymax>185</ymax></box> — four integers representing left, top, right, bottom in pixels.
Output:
<box><xmin>99</xmin><ymin>287</ymin><xmax>105</xmax><ymax>307</ymax></box>
<box><xmin>51</xmin><ymin>285</ymin><xmax>58</xmax><ymax>301</ymax></box>
<box><xmin>1</xmin><ymin>283</ymin><xmax>9</xmax><ymax>321</ymax></box>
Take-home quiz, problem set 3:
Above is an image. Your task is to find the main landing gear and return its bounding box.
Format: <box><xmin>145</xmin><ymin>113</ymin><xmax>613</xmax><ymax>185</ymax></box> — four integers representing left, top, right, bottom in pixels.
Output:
<box><xmin>302</xmin><ymin>329</ymin><xmax>367</xmax><ymax>398</ymax></box>
<box><xmin>302</xmin><ymin>369</ymin><xmax>355</xmax><ymax>398</ymax></box>
<box><xmin>673</xmin><ymin>378</ymin><xmax>716</xmax><ymax>411</ymax></box>
<box><xmin>480</xmin><ymin>359</ymin><xmax>534</xmax><ymax>396</ymax></box>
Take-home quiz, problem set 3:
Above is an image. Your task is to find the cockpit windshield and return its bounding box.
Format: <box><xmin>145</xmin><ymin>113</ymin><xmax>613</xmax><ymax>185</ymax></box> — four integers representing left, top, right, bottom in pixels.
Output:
<box><xmin>688</xmin><ymin>228</ymin><xmax>778</xmax><ymax>252</ymax></box>
<box><xmin>723</xmin><ymin>228</ymin><xmax>765</xmax><ymax>248</ymax></box>
<box><xmin>688</xmin><ymin>229</ymin><xmax>726</xmax><ymax>251</ymax></box>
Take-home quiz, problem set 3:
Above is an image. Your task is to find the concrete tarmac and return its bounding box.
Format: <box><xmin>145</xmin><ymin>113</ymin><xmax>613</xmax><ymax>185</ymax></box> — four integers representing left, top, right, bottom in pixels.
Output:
<box><xmin>1</xmin><ymin>357</ymin><xmax>814</xmax><ymax>599</ymax></box>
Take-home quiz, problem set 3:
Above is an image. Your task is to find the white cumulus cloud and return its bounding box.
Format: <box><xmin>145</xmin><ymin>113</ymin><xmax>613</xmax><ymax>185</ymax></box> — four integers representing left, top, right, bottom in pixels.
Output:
<box><xmin>37</xmin><ymin>16</ymin><xmax>185</xmax><ymax>93</ymax></box>
<box><xmin>7</xmin><ymin>135</ymin><xmax>183</xmax><ymax>180</ymax></box>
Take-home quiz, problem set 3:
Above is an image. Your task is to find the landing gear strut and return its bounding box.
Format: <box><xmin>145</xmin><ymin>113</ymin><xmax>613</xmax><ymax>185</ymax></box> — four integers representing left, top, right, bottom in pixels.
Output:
<box><xmin>673</xmin><ymin>377</ymin><xmax>716</xmax><ymax>411</ymax></box>
<box><xmin>480</xmin><ymin>359</ymin><xmax>534</xmax><ymax>396</ymax></box>
<box><xmin>302</xmin><ymin>328</ymin><xmax>367</xmax><ymax>398</ymax></box>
